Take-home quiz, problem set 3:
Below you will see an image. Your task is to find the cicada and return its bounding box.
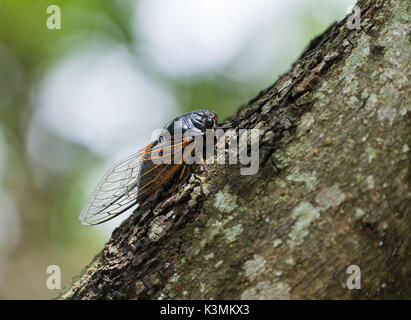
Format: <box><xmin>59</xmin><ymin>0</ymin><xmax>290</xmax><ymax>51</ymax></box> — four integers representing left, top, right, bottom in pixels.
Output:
<box><xmin>79</xmin><ymin>109</ymin><xmax>230</xmax><ymax>225</ymax></box>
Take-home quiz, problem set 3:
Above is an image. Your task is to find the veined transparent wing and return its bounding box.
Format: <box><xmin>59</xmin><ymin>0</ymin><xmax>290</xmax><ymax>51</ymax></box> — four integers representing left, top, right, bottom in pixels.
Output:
<box><xmin>79</xmin><ymin>138</ymin><xmax>191</xmax><ymax>225</ymax></box>
<box><xmin>79</xmin><ymin>148</ymin><xmax>147</xmax><ymax>225</ymax></box>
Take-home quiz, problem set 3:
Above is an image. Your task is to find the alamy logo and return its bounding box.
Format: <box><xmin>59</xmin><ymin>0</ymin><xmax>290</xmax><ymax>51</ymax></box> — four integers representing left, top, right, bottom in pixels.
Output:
<box><xmin>46</xmin><ymin>265</ymin><xmax>61</xmax><ymax>290</ymax></box>
<box><xmin>46</xmin><ymin>5</ymin><xmax>61</xmax><ymax>30</ymax></box>
<box><xmin>346</xmin><ymin>265</ymin><xmax>361</xmax><ymax>289</ymax></box>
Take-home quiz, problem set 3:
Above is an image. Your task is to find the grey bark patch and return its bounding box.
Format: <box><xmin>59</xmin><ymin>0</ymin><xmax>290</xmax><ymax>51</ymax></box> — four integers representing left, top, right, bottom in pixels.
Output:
<box><xmin>243</xmin><ymin>254</ymin><xmax>267</xmax><ymax>281</ymax></box>
<box><xmin>213</xmin><ymin>186</ymin><xmax>239</xmax><ymax>213</ymax></box>
<box><xmin>315</xmin><ymin>184</ymin><xmax>346</xmax><ymax>211</ymax></box>
<box><xmin>286</xmin><ymin>170</ymin><xmax>318</xmax><ymax>191</ymax></box>
<box><xmin>241</xmin><ymin>281</ymin><xmax>291</xmax><ymax>300</ymax></box>
<box><xmin>224</xmin><ymin>224</ymin><xmax>243</xmax><ymax>244</ymax></box>
<box><xmin>288</xmin><ymin>202</ymin><xmax>320</xmax><ymax>245</ymax></box>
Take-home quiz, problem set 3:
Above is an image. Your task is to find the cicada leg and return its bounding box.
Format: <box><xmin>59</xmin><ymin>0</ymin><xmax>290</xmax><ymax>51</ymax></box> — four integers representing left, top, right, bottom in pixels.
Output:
<box><xmin>179</xmin><ymin>164</ymin><xmax>187</xmax><ymax>180</ymax></box>
<box><xmin>200</xmin><ymin>156</ymin><xmax>210</xmax><ymax>178</ymax></box>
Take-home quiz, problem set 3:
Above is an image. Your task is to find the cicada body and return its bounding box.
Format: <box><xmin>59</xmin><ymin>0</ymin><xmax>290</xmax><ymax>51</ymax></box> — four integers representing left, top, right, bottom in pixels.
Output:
<box><xmin>79</xmin><ymin>109</ymin><xmax>229</xmax><ymax>225</ymax></box>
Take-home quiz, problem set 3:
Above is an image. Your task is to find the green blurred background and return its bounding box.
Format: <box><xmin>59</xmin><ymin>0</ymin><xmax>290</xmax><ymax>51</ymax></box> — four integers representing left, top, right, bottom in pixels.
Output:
<box><xmin>0</xmin><ymin>0</ymin><xmax>354</xmax><ymax>299</ymax></box>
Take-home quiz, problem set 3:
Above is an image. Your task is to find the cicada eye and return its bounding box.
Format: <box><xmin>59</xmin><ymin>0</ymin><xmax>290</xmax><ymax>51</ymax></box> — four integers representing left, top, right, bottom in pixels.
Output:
<box><xmin>205</xmin><ymin>117</ymin><xmax>214</xmax><ymax>128</ymax></box>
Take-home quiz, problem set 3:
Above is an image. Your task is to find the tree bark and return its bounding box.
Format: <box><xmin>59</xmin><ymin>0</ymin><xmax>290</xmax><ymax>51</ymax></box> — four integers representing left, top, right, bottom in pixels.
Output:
<box><xmin>61</xmin><ymin>0</ymin><xmax>410</xmax><ymax>300</ymax></box>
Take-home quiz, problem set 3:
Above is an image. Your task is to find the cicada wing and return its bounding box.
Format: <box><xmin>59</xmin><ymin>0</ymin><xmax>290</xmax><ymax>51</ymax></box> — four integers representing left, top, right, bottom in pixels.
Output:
<box><xmin>123</xmin><ymin>137</ymin><xmax>193</xmax><ymax>203</ymax></box>
<box><xmin>79</xmin><ymin>150</ymin><xmax>146</xmax><ymax>226</ymax></box>
<box><xmin>79</xmin><ymin>137</ymin><xmax>192</xmax><ymax>226</ymax></box>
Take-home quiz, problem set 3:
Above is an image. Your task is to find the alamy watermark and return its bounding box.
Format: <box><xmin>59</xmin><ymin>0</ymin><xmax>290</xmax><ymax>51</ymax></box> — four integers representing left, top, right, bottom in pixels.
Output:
<box><xmin>46</xmin><ymin>5</ymin><xmax>61</xmax><ymax>30</ymax></box>
<box><xmin>46</xmin><ymin>265</ymin><xmax>61</xmax><ymax>290</ymax></box>
<box><xmin>346</xmin><ymin>264</ymin><xmax>361</xmax><ymax>289</ymax></box>
<box><xmin>149</xmin><ymin>123</ymin><xmax>260</xmax><ymax>175</ymax></box>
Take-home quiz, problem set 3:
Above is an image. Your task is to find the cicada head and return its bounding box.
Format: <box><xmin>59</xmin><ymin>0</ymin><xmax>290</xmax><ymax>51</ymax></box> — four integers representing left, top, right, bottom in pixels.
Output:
<box><xmin>190</xmin><ymin>109</ymin><xmax>218</xmax><ymax>131</ymax></box>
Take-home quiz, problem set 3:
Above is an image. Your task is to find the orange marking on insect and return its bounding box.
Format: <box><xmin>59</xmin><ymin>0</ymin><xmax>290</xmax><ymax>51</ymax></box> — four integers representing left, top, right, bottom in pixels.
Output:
<box><xmin>137</xmin><ymin>164</ymin><xmax>170</xmax><ymax>192</ymax></box>
<box><xmin>138</xmin><ymin>162</ymin><xmax>162</xmax><ymax>179</ymax></box>
<box><xmin>143</xmin><ymin>140</ymin><xmax>191</xmax><ymax>161</ymax></box>
<box><xmin>158</xmin><ymin>164</ymin><xmax>181</xmax><ymax>187</ymax></box>
<box><xmin>179</xmin><ymin>164</ymin><xmax>187</xmax><ymax>180</ymax></box>
<box><xmin>144</xmin><ymin>138</ymin><xmax>191</xmax><ymax>154</ymax></box>
<box><xmin>140</xmin><ymin>141</ymin><xmax>154</xmax><ymax>151</ymax></box>
<box><xmin>143</xmin><ymin>150</ymin><xmax>177</xmax><ymax>161</ymax></box>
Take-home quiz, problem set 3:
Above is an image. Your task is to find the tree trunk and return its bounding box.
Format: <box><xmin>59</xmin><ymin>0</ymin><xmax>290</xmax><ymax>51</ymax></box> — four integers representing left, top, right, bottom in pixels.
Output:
<box><xmin>61</xmin><ymin>0</ymin><xmax>410</xmax><ymax>300</ymax></box>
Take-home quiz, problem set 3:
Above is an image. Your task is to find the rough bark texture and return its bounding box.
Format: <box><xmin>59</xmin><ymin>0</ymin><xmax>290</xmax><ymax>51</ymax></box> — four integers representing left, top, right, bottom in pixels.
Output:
<box><xmin>61</xmin><ymin>0</ymin><xmax>410</xmax><ymax>300</ymax></box>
